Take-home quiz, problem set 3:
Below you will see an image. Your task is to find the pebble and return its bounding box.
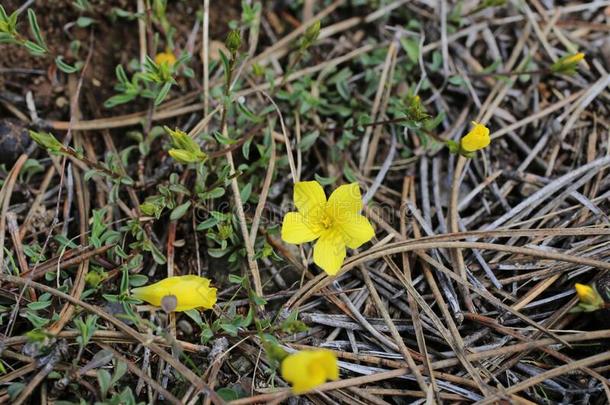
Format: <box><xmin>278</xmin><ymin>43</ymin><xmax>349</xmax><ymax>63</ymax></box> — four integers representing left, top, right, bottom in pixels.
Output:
<box><xmin>0</xmin><ymin>118</ymin><xmax>31</xmax><ymax>166</ymax></box>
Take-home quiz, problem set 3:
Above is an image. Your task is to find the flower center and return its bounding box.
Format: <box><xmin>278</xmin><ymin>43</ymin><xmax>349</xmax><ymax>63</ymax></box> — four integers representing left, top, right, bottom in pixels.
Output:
<box><xmin>320</xmin><ymin>214</ymin><xmax>333</xmax><ymax>230</ymax></box>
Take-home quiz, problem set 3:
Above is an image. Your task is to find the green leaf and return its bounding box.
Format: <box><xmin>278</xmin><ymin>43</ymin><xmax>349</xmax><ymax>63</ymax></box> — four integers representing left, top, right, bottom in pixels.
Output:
<box><xmin>0</xmin><ymin>6</ymin><xmax>9</xmax><ymax>22</ymax></box>
<box><xmin>104</xmin><ymin>93</ymin><xmax>137</xmax><ymax>108</ymax></box>
<box><xmin>0</xmin><ymin>32</ymin><xmax>15</xmax><ymax>43</ymax></box>
<box><xmin>217</xmin><ymin>388</ymin><xmax>242</xmax><ymax>401</ymax></box>
<box><xmin>206</xmin><ymin>187</ymin><xmax>225</xmax><ymax>199</ymax></box>
<box><xmin>23</xmin><ymin>40</ymin><xmax>47</xmax><ymax>56</ymax></box>
<box><xmin>7</xmin><ymin>382</ymin><xmax>25</xmax><ymax>401</ymax></box>
<box><xmin>128</xmin><ymin>274</ymin><xmax>148</xmax><ymax>287</ymax></box>
<box><xmin>207</xmin><ymin>247</ymin><xmax>229</xmax><ymax>258</ymax></box>
<box><xmin>148</xmin><ymin>242</ymin><xmax>167</xmax><ymax>264</ymax></box>
<box><xmin>240</xmin><ymin>183</ymin><xmax>252</xmax><ymax>202</ymax></box>
<box><xmin>154</xmin><ymin>81</ymin><xmax>173</xmax><ymax>106</ymax></box>
<box><xmin>76</xmin><ymin>16</ymin><xmax>95</xmax><ymax>27</ymax></box>
<box><xmin>27</xmin><ymin>300</ymin><xmax>52</xmax><ymax>311</ymax></box>
<box><xmin>299</xmin><ymin>131</ymin><xmax>319</xmax><ymax>151</ymax></box>
<box><xmin>115</xmin><ymin>64</ymin><xmax>129</xmax><ymax>84</ymax></box>
<box><xmin>220</xmin><ymin>323</ymin><xmax>238</xmax><ymax>336</ymax></box>
<box><xmin>237</xmin><ymin>102</ymin><xmax>262</xmax><ymax>123</ymax></box>
<box><xmin>170</xmin><ymin>201</ymin><xmax>191</xmax><ymax>221</ymax></box>
<box><xmin>314</xmin><ymin>173</ymin><xmax>336</xmax><ymax>186</ymax></box>
<box><xmin>55</xmin><ymin>56</ymin><xmax>81</xmax><ymax>74</ymax></box>
<box><xmin>184</xmin><ymin>309</ymin><xmax>203</xmax><ymax>326</ymax></box>
<box><xmin>400</xmin><ymin>37</ymin><xmax>419</xmax><ymax>63</ymax></box>
<box><xmin>196</xmin><ymin>216</ymin><xmax>218</xmax><ymax>231</ymax></box>
<box><xmin>111</xmin><ymin>361</ymin><xmax>127</xmax><ymax>385</ymax></box>
<box><xmin>27</xmin><ymin>9</ymin><xmax>47</xmax><ymax>51</ymax></box>
<box><xmin>448</xmin><ymin>75</ymin><xmax>465</xmax><ymax>86</ymax></box>
<box><xmin>97</xmin><ymin>369</ymin><xmax>112</xmax><ymax>398</ymax></box>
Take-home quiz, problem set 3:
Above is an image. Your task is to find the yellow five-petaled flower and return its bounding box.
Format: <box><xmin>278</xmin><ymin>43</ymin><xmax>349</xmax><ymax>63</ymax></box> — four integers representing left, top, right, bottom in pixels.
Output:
<box><xmin>460</xmin><ymin>121</ymin><xmax>490</xmax><ymax>153</ymax></box>
<box><xmin>281</xmin><ymin>349</ymin><xmax>339</xmax><ymax>394</ymax></box>
<box><xmin>281</xmin><ymin>181</ymin><xmax>375</xmax><ymax>275</ymax></box>
<box><xmin>131</xmin><ymin>275</ymin><xmax>217</xmax><ymax>312</ymax></box>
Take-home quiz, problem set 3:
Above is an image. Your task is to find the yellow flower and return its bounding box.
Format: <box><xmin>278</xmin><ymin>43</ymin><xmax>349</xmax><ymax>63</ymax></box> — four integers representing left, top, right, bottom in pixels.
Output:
<box><xmin>155</xmin><ymin>51</ymin><xmax>176</xmax><ymax>67</ymax></box>
<box><xmin>575</xmin><ymin>283</ymin><xmax>602</xmax><ymax>306</ymax></box>
<box><xmin>460</xmin><ymin>121</ymin><xmax>490</xmax><ymax>152</ymax></box>
<box><xmin>131</xmin><ymin>275</ymin><xmax>217</xmax><ymax>312</ymax></box>
<box><xmin>281</xmin><ymin>349</ymin><xmax>339</xmax><ymax>394</ymax></box>
<box><xmin>564</xmin><ymin>52</ymin><xmax>585</xmax><ymax>65</ymax></box>
<box><xmin>281</xmin><ymin>182</ymin><xmax>375</xmax><ymax>275</ymax></box>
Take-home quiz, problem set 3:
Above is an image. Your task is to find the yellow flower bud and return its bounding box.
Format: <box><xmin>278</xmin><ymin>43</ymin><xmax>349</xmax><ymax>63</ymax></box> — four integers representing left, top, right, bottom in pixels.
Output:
<box><xmin>281</xmin><ymin>349</ymin><xmax>339</xmax><ymax>394</ymax></box>
<box><xmin>155</xmin><ymin>51</ymin><xmax>176</xmax><ymax>67</ymax></box>
<box><xmin>460</xmin><ymin>121</ymin><xmax>490</xmax><ymax>152</ymax></box>
<box><xmin>131</xmin><ymin>275</ymin><xmax>217</xmax><ymax>312</ymax></box>
<box><xmin>575</xmin><ymin>283</ymin><xmax>600</xmax><ymax>306</ymax></box>
<box><xmin>563</xmin><ymin>52</ymin><xmax>585</xmax><ymax>65</ymax></box>
<box><xmin>168</xmin><ymin>149</ymin><xmax>198</xmax><ymax>164</ymax></box>
<box><xmin>551</xmin><ymin>52</ymin><xmax>585</xmax><ymax>74</ymax></box>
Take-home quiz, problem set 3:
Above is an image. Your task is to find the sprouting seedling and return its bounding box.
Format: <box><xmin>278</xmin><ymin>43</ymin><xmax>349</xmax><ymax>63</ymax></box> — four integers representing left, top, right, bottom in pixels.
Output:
<box><xmin>0</xmin><ymin>6</ymin><xmax>48</xmax><ymax>56</ymax></box>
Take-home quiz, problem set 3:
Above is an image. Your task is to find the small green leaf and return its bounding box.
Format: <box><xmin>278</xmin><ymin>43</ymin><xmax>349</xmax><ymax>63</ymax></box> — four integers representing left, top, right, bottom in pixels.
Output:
<box><xmin>55</xmin><ymin>56</ymin><xmax>81</xmax><ymax>74</ymax></box>
<box><xmin>104</xmin><ymin>93</ymin><xmax>137</xmax><ymax>108</ymax></box>
<box><xmin>184</xmin><ymin>309</ymin><xmax>203</xmax><ymax>325</ymax></box>
<box><xmin>170</xmin><ymin>201</ymin><xmax>191</xmax><ymax>221</ymax></box>
<box><xmin>196</xmin><ymin>216</ymin><xmax>219</xmax><ymax>231</ymax></box>
<box><xmin>23</xmin><ymin>40</ymin><xmax>47</xmax><ymax>56</ymax></box>
<box><xmin>220</xmin><ymin>323</ymin><xmax>238</xmax><ymax>336</ymax></box>
<box><xmin>27</xmin><ymin>9</ymin><xmax>47</xmax><ymax>51</ymax></box>
<box><xmin>154</xmin><ymin>81</ymin><xmax>173</xmax><ymax>106</ymax></box>
<box><xmin>240</xmin><ymin>183</ymin><xmax>252</xmax><ymax>202</ymax></box>
<box><xmin>299</xmin><ymin>131</ymin><xmax>319</xmax><ymax>151</ymax></box>
<box><xmin>76</xmin><ymin>16</ymin><xmax>95</xmax><ymax>27</ymax></box>
<box><xmin>400</xmin><ymin>37</ymin><xmax>419</xmax><ymax>63</ymax></box>
<box><xmin>314</xmin><ymin>173</ymin><xmax>336</xmax><ymax>186</ymax></box>
<box><xmin>206</xmin><ymin>187</ymin><xmax>225</xmax><ymax>199</ymax></box>
<box><xmin>97</xmin><ymin>369</ymin><xmax>112</xmax><ymax>398</ymax></box>
<box><xmin>217</xmin><ymin>388</ymin><xmax>242</xmax><ymax>401</ymax></box>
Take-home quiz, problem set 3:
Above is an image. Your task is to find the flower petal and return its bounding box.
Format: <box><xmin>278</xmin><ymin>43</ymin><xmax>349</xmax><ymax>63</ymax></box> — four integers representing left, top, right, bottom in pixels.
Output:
<box><xmin>281</xmin><ymin>350</ymin><xmax>338</xmax><ymax>394</ymax></box>
<box><xmin>281</xmin><ymin>212</ymin><xmax>322</xmax><ymax>244</ymax></box>
<box><xmin>327</xmin><ymin>183</ymin><xmax>363</xmax><ymax>216</ymax></box>
<box><xmin>173</xmin><ymin>275</ymin><xmax>217</xmax><ymax>311</ymax></box>
<box><xmin>315</xmin><ymin>350</ymin><xmax>339</xmax><ymax>380</ymax></box>
<box><xmin>294</xmin><ymin>181</ymin><xmax>326</xmax><ymax>215</ymax></box>
<box><xmin>313</xmin><ymin>230</ymin><xmax>346</xmax><ymax>275</ymax></box>
<box><xmin>336</xmin><ymin>214</ymin><xmax>375</xmax><ymax>249</ymax></box>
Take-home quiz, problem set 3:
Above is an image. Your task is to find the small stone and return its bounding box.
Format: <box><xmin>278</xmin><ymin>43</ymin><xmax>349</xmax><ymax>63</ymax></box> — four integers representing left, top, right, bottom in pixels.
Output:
<box><xmin>0</xmin><ymin>119</ymin><xmax>31</xmax><ymax>166</ymax></box>
<box><xmin>177</xmin><ymin>319</ymin><xmax>194</xmax><ymax>335</ymax></box>
<box><xmin>55</xmin><ymin>96</ymin><xmax>69</xmax><ymax>108</ymax></box>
